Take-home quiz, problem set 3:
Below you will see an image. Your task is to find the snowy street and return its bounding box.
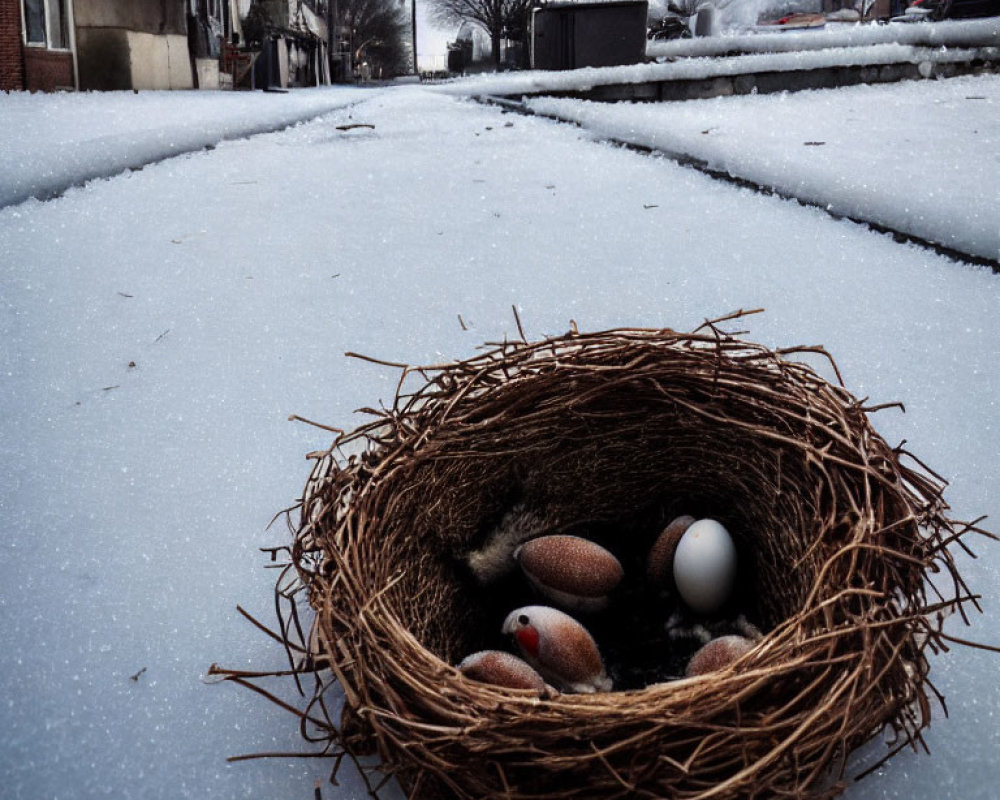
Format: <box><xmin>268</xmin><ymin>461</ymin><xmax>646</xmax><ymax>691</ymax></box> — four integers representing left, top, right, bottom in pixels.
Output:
<box><xmin>2</xmin><ymin>79</ymin><xmax>999</xmax><ymax>800</ymax></box>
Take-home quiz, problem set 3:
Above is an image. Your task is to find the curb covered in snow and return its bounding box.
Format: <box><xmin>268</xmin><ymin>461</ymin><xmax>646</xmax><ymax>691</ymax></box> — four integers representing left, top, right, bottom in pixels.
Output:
<box><xmin>0</xmin><ymin>90</ymin><xmax>369</xmax><ymax>210</ymax></box>
<box><xmin>438</xmin><ymin>18</ymin><xmax>1000</xmax><ymax>102</ymax></box>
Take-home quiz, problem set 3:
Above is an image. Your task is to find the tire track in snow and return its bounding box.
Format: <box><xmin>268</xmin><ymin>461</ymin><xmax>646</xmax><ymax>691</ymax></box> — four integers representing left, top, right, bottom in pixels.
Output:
<box><xmin>474</xmin><ymin>94</ymin><xmax>1000</xmax><ymax>274</ymax></box>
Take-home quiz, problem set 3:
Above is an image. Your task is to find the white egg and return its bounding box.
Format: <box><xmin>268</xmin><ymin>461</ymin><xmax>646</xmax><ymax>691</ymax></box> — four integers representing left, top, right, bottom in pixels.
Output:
<box><xmin>672</xmin><ymin>518</ymin><xmax>737</xmax><ymax>615</ymax></box>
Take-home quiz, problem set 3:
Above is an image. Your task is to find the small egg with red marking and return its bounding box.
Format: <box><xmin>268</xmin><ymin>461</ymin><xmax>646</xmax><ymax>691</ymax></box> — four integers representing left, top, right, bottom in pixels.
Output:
<box><xmin>514</xmin><ymin>535</ymin><xmax>623</xmax><ymax>612</ymax></box>
<box><xmin>457</xmin><ymin>650</ymin><xmax>548</xmax><ymax>692</ymax></box>
<box><xmin>673</xmin><ymin>518</ymin><xmax>738</xmax><ymax>615</ymax></box>
<box><xmin>685</xmin><ymin>635</ymin><xmax>755</xmax><ymax>677</ymax></box>
<box><xmin>502</xmin><ymin>605</ymin><xmax>612</xmax><ymax>693</ymax></box>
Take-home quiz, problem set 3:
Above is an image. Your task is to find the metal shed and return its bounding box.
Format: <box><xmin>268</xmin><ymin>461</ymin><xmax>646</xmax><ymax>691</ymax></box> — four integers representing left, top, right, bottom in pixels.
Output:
<box><xmin>530</xmin><ymin>0</ymin><xmax>648</xmax><ymax>71</ymax></box>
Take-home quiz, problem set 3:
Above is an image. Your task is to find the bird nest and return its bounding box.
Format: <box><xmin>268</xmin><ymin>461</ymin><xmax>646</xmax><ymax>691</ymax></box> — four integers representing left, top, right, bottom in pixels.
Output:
<box><xmin>214</xmin><ymin>312</ymin><xmax>993</xmax><ymax>800</ymax></box>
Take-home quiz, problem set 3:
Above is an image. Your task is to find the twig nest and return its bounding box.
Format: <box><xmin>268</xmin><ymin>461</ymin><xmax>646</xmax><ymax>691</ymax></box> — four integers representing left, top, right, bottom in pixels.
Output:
<box><xmin>258</xmin><ymin>318</ymin><xmax>992</xmax><ymax>800</ymax></box>
<box><xmin>672</xmin><ymin>519</ymin><xmax>738</xmax><ymax>614</ymax></box>
<box><xmin>457</xmin><ymin>650</ymin><xmax>549</xmax><ymax>692</ymax></box>
<box><xmin>502</xmin><ymin>605</ymin><xmax>612</xmax><ymax>693</ymax></box>
<box><xmin>514</xmin><ymin>535</ymin><xmax>624</xmax><ymax>611</ymax></box>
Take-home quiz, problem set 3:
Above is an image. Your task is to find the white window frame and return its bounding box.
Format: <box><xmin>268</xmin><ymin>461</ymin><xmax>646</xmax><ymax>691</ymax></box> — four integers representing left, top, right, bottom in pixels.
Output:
<box><xmin>20</xmin><ymin>0</ymin><xmax>72</xmax><ymax>51</ymax></box>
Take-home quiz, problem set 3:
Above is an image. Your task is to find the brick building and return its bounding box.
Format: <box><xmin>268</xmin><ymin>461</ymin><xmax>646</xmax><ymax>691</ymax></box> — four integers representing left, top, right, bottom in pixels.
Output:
<box><xmin>1</xmin><ymin>0</ymin><xmax>339</xmax><ymax>92</ymax></box>
<box><xmin>1</xmin><ymin>1</ymin><xmax>204</xmax><ymax>91</ymax></box>
<box><xmin>1</xmin><ymin>0</ymin><xmax>76</xmax><ymax>91</ymax></box>
<box><xmin>1</xmin><ymin>0</ymin><xmax>24</xmax><ymax>90</ymax></box>
<box><xmin>0</xmin><ymin>0</ymin><xmax>21</xmax><ymax>91</ymax></box>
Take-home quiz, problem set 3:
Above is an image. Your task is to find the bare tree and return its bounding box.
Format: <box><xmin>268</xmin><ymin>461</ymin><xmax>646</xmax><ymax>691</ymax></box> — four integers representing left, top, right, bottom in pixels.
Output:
<box><xmin>428</xmin><ymin>0</ymin><xmax>534</xmax><ymax>68</ymax></box>
<box><xmin>341</xmin><ymin>0</ymin><xmax>411</xmax><ymax>76</ymax></box>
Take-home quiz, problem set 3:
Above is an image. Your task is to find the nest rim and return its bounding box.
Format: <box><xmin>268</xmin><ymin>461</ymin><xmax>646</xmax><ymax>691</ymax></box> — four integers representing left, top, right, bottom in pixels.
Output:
<box><xmin>241</xmin><ymin>312</ymin><xmax>993</xmax><ymax>800</ymax></box>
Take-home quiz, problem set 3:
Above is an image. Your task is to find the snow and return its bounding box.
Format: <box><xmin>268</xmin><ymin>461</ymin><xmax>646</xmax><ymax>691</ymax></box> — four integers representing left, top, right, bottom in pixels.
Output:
<box><xmin>2</xmin><ymin>73</ymin><xmax>1000</xmax><ymax>800</ymax></box>
<box><xmin>0</xmin><ymin>88</ymin><xmax>375</xmax><ymax>208</ymax></box>
<box><xmin>430</xmin><ymin>18</ymin><xmax>1000</xmax><ymax>100</ymax></box>
<box><xmin>647</xmin><ymin>16</ymin><xmax>1000</xmax><ymax>59</ymax></box>
<box><xmin>415</xmin><ymin>2</ymin><xmax>455</xmax><ymax>72</ymax></box>
<box><xmin>522</xmin><ymin>74</ymin><xmax>1000</xmax><ymax>261</ymax></box>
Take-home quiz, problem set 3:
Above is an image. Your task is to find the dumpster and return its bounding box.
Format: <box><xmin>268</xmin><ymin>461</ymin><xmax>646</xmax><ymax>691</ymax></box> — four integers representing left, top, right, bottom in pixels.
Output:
<box><xmin>530</xmin><ymin>0</ymin><xmax>648</xmax><ymax>71</ymax></box>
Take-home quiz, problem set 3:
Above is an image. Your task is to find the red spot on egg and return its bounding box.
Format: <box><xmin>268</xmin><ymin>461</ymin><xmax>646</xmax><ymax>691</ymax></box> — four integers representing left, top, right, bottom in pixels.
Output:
<box><xmin>516</xmin><ymin>625</ymin><xmax>540</xmax><ymax>657</ymax></box>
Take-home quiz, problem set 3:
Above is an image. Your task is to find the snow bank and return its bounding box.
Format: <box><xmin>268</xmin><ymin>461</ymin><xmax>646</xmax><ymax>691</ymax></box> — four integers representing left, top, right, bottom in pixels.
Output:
<box><xmin>0</xmin><ymin>87</ymin><xmax>374</xmax><ymax>208</ymax></box>
<box><xmin>648</xmin><ymin>16</ymin><xmax>1000</xmax><ymax>59</ymax></box>
<box><xmin>522</xmin><ymin>74</ymin><xmax>1000</xmax><ymax>262</ymax></box>
<box><xmin>431</xmin><ymin>18</ymin><xmax>1000</xmax><ymax>100</ymax></box>
<box><xmin>439</xmin><ymin>40</ymin><xmax>997</xmax><ymax>98</ymax></box>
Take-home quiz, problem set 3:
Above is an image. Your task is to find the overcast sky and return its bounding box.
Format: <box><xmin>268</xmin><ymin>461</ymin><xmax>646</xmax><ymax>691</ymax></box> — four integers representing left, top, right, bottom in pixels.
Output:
<box><xmin>415</xmin><ymin>0</ymin><xmax>454</xmax><ymax>70</ymax></box>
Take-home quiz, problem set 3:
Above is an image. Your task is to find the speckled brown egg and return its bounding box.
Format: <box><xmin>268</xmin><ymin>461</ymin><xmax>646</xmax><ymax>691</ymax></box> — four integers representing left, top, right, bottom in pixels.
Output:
<box><xmin>646</xmin><ymin>515</ymin><xmax>696</xmax><ymax>589</ymax></box>
<box><xmin>685</xmin><ymin>635</ymin><xmax>756</xmax><ymax>677</ymax></box>
<box><xmin>514</xmin><ymin>535</ymin><xmax>624</xmax><ymax>612</ymax></box>
<box><xmin>458</xmin><ymin>650</ymin><xmax>548</xmax><ymax>692</ymax></box>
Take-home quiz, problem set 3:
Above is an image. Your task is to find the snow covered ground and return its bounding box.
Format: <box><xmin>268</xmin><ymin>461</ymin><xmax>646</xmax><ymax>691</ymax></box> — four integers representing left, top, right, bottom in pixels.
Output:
<box><xmin>520</xmin><ymin>74</ymin><xmax>1000</xmax><ymax>262</ymax></box>
<box><xmin>0</xmin><ymin>88</ymin><xmax>375</xmax><ymax>208</ymax></box>
<box><xmin>2</xmin><ymin>74</ymin><xmax>999</xmax><ymax>800</ymax></box>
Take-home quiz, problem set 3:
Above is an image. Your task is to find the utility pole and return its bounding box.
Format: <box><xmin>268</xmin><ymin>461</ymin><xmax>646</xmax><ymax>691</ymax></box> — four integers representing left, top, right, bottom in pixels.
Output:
<box><xmin>411</xmin><ymin>0</ymin><xmax>418</xmax><ymax>74</ymax></box>
<box><xmin>328</xmin><ymin>0</ymin><xmax>345</xmax><ymax>82</ymax></box>
<box><xmin>327</xmin><ymin>0</ymin><xmax>335</xmax><ymax>80</ymax></box>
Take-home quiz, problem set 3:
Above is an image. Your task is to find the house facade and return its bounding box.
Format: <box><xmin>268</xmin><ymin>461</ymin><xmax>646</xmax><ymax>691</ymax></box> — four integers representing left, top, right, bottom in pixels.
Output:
<box><xmin>74</xmin><ymin>1</ymin><xmax>193</xmax><ymax>90</ymax></box>
<box><xmin>1</xmin><ymin>0</ymin><xmax>336</xmax><ymax>91</ymax></box>
<box><xmin>249</xmin><ymin>0</ymin><xmax>330</xmax><ymax>88</ymax></box>
<box><xmin>5</xmin><ymin>0</ymin><xmax>76</xmax><ymax>91</ymax></box>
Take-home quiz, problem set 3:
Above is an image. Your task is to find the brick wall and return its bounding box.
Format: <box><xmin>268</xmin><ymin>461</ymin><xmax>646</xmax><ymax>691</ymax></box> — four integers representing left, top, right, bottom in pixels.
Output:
<box><xmin>24</xmin><ymin>46</ymin><xmax>73</xmax><ymax>91</ymax></box>
<box><xmin>0</xmin><ymin>0</ymin><xmax>24</xmax><ymax>91</ymax></box>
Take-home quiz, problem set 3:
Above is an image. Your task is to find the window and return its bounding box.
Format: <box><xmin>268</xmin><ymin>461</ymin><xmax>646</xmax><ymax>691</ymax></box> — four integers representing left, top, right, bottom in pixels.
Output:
<box><xmin>21</xmin><ymin>0</ymin><xmax>69</xmax><ymax>49</ymax></box>
<box><xmin>23</xmin><ymin>0</ymin><xmax>46</xmax><ymax>43</ymax></box>
<box><xmin>47</xmin><ymin>0</ymin><xmax>66</xmax><ymax>48</ymax></box>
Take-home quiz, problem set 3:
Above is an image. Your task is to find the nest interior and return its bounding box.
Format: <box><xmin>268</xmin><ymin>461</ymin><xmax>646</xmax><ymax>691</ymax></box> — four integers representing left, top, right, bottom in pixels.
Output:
<box><xmin>267</xmin><ymin>318</ymin><xmax>989</xmax><ymax>800</ymax></box>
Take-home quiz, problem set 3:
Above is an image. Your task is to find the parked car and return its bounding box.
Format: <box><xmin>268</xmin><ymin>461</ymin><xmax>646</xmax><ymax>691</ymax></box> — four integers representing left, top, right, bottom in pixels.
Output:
<box><xmin>892</xmin><ymin>0</ymin><xmax>938</xmax><ymax>18</ymax></box>
<box><xmin>648</xmin><ymin>1</ymin><xmax>693</xmax><ymax>40</ymax></box>
<box><xmin>757</xmin><ymin>12</ymin><xmax>827</xmax><ymax>29</ymax></box>
<box><xmin>647</xmin><ymin>1</ymin><xmax>723</xmax><ymax>39</ymax></box>
<box><xmin>648</xmin><ymin>12</ymin><xmax>692</xmax><ymax>39</ymax></box>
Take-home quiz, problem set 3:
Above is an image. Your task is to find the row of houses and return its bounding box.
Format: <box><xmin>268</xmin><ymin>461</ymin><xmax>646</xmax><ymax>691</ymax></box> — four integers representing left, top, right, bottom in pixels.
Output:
<box><xmin>1</xmin><ymin>0</ymin><xmax>399</xmax><ymax>92</ymax></box>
